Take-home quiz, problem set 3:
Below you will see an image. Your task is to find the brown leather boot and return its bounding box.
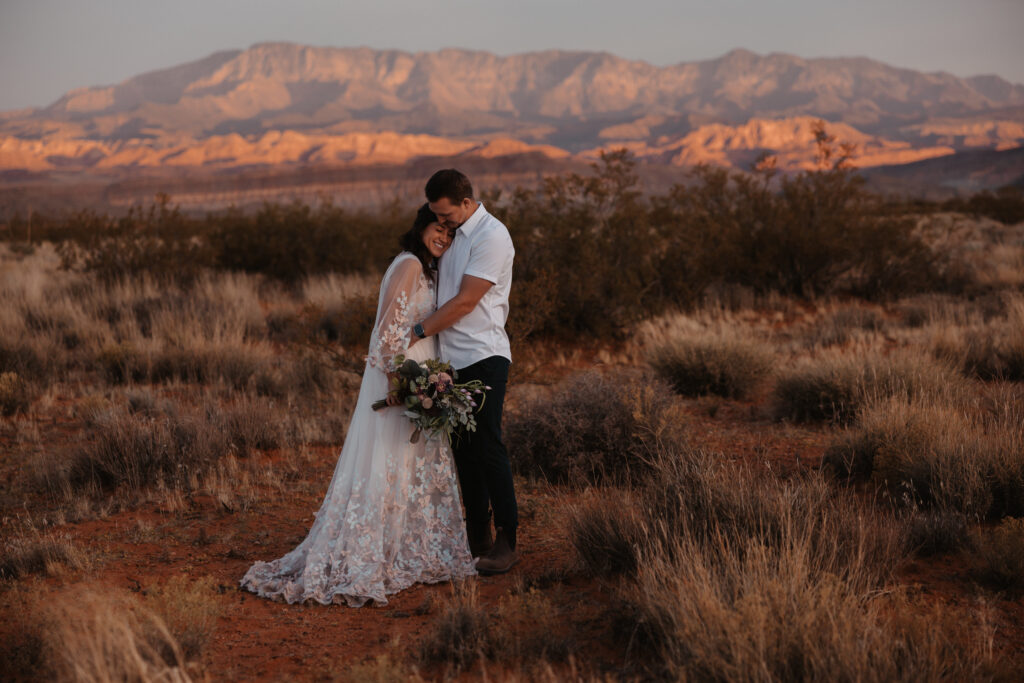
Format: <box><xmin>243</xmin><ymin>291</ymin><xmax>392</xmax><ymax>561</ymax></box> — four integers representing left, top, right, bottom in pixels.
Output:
<box><xmin>475</xmin><ymin>527</ymin><xmax>519</xmax><ymax>575</ymax></box>
<box><xmin>467</xmin><ymin>518</ymin><xmax>493</xmax><ymax>558</ymax></box>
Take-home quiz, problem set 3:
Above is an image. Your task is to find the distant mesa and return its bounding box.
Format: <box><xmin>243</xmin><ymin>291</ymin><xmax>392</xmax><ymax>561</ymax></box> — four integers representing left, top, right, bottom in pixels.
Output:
<box><xmin>1</xmin><ymin>42</ymin><xmax>1022</xmax><ymax>206</ymax></box>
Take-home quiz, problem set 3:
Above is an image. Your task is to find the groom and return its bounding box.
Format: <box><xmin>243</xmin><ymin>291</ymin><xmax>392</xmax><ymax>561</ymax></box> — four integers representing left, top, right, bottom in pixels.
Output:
<box><xmin>412</xmin><ymin>168</ymin><xmax>519</xmax><ymax>575</ymax></box>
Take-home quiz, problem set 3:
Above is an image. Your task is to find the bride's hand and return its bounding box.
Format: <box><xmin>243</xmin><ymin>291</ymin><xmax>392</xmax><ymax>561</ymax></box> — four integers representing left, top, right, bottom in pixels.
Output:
<box><xmin>385</xmin><ymin>372</ymin><xmax>401</xmax><ymax>407</ymax></box>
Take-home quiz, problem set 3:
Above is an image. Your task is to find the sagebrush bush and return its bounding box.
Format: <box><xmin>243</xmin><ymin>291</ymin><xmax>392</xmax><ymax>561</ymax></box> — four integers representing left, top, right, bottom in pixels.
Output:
<box><xmin>647</xmin><ymin>333</ymin><xmax>774</xmax><ymax>398</ymax></box>
<box><xmin>506</xmin><ymin>370</ymin><xmax>684</xmax><ymax>485</ymax></box>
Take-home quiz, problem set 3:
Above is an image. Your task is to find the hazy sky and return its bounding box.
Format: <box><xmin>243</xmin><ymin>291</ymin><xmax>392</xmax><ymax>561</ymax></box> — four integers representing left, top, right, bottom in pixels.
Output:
<box><xmin>1</xmin><ymin>0</ymin><xmax>1022</xmax><ymax>111</ymax></box>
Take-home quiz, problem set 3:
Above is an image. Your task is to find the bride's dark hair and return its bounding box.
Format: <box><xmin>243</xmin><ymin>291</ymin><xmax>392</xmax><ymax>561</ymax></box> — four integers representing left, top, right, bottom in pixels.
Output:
<box><xmin>398</xmin><ymin>203</ymin><xmax>441</xmax><ymax>281</ymax></box>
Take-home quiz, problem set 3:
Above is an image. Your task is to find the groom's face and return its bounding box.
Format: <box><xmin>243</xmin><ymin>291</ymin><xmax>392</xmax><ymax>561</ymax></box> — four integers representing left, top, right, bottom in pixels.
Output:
<box><xmin>429</xmin><ymin>197</ymin><xmax>473</xmax><ymax>231</ymax></box>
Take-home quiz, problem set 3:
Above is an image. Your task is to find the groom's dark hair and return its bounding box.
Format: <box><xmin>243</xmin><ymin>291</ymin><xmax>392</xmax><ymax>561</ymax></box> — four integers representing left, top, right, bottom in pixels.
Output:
<box><xmin>425</xmin><ymin>169</ymin><xmax>473</xmax><ymax>204</ymax></box>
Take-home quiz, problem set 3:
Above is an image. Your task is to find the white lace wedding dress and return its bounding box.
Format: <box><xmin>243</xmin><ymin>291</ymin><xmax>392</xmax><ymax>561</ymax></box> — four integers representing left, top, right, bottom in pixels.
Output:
<box><xmin>241</xmin><ymin>252</ymin><xmax>476</xmax><ymax>606</ymax></box>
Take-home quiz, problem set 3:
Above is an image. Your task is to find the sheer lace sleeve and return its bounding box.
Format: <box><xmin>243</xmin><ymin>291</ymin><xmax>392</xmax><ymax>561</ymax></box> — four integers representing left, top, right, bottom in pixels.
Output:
<box><xmin>366</xmin><ymin>254</ymin><xmax>425</xmax><ymax>372</ymax></box>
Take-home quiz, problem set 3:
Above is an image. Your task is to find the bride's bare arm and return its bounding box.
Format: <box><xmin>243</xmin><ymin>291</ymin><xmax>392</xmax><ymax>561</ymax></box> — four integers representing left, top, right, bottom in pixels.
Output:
<box><xmin>418</xmin><ymin>274</ymin><xmax>493</xmax><ymax>337</ymax></box>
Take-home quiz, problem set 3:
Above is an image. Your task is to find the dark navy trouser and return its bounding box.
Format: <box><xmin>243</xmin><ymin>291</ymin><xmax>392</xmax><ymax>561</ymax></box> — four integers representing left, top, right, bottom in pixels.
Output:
<box><xmin>452</xmin><ymin>356</ymin><xmax>517</xmax><ymax>548</ymax></box>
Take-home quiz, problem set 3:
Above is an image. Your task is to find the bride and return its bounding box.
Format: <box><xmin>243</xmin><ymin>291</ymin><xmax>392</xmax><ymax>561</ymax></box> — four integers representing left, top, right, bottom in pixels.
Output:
<box><xmin>241</xmin><ymin>204</ymin><xmax>477</xmax><ymax>607</ymax></box>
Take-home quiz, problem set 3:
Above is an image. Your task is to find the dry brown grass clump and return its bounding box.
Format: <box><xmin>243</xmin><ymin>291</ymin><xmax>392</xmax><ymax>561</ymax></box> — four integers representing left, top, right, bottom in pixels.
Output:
<box><xmin>568</xmin><ymin>489</ymin><xmax>647</xmax><ymax>578</ymax></box>
<box><xmin>23</xmin><ymin>588</ymin><xmax>195</xmax><ymax>682</ymax></box>
<box><xmin>903</xmin><ymin>510</ymin><xmax>972</xmax><ymax>557</ymax></box>
<box><xmin>628</xmin><ymin>545</ymin><xmax>999</xmax><ymax>682</ymax></box>
<box><xmin>824</xmin><ymin>393</ymin><xmax>1024</xmax><ymax>519</ymax></box>
<box><xmin>418</xmin><ymin>582</ymin><xmax>501</xmax><ymax>674</ymax></box>
<box><xmin>931</xmin><ymin>295</ymin><xmax>1024</xmax><ymax>381</ymax></box>
<box><xmin>147</xmin><ymin>575</ymin><xmax>223</xmax><ymax>659</ymax></box>
<box><xmin>417</xmin><ymin>581</ymin><xmax>573</xmax><ymax>677</ymax></box>
<box><xmin>639</xmin><ymin>311</ymin><xmax>775</xmax><ymax>399</ymax></box>
<box><xmin>647</xmin><ymin>333</ymin><xmax>774</xmax><ymax>398</ymax></box>
<box><xmin>0</xmin><ymin>371</ymin><xmax>32</xmax><ymax>415</ymax></box>
<box><xmin>972</xmin><ymin>517</ymin><xmax>1024</xmax><ymax>593</ymax></box>
<box><xmin>338</xmin><ymin>655</ymin><xmax>424</xmax><ymax>683</ymax></box>
<box><xmin>565</xmin><ymin>439</ymin><xmax>1003</xmax><ymax>680</ymax></box>
<box><xmin>506</xmin><ymin>370</ymin><xmax>684</xmax><ymax>485</ymax></box>
<box><xmin>773</xmin><ymin>349</ymin><xmax>958</xmax><ymax>424</ymax></box>
<box><xmin>801</xmin><ymin>305</ymin><xmax>887</xmax><ymax>348</ymax></box>
<box><xmin>0</xmin><ymin>531</ymin><xmax>88</xmax><ymax>579</ymax></box>
<box><xmin>44</xmin><ymin>397</ymin><xmax>285</xmax><ymax>499</ymax></box>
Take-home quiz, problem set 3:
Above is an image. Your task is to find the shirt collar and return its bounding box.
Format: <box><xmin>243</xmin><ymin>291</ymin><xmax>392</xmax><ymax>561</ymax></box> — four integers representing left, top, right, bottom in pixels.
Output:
<box><xmin>455</xmin><ymin>202</ymin><xmax>487</xmax><ymax>238</ymax></box>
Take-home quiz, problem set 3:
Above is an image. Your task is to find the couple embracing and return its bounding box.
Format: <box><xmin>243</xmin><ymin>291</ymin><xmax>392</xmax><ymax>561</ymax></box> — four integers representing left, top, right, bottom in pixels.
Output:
<box><xmin>241</xmin><ymin>169</ymin><xmax>519</xmax><ymax>607</ymax></box>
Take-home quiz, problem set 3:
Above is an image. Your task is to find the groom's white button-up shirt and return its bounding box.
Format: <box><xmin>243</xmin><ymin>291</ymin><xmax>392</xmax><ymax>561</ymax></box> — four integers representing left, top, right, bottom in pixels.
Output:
<box><xmin>437</xmin><ymin>203</ymin><xmax>514</xmax><ymax>370</ymax></box>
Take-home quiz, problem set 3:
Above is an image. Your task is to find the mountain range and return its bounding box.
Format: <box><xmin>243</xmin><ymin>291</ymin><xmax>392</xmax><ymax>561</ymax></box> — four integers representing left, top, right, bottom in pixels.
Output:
<box><xmin>1</xmin><ymin>43</ymin><xmax>1022</xmax><ymax>210</ymax></box>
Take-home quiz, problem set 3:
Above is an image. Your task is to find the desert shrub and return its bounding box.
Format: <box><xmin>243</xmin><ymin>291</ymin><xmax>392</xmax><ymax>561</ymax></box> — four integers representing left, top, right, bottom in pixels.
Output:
<box><xmin>0</xmin><ymin>532</ymin><xmax>88</xmax><ymax>579</ymax></box>
<box><xmin>591</xmin><ymin>438</ymin><xmax>976</xmax><ymax>681</ymax></box>
<box><xmin>149</xmin><ymin>345</ymin><xmax>263</xmax><ymax>388</ymax></box>
<box><xmin>418</xmin><ymin>582</ymin><xmax>499</xmax><ymax>674</ymax></box>
<box><xmin>641</xmin><ymin>446</ymin><xmax>903</xmax><ymax>579</ymax></box>
<box><xmin>904</xmin><ymin>511</ymin><xmax>972</xmax><ymax>557</ymax></box>
<box><xmin>506</xmin><ymin>370</ymin><xmax>684</xmax><ymax>485</ymax></box>
<box><xmin>647</xmin><ymin>332</ymin><xmax>773</xmax><ymax>398</ymax></box>
<box><xmin>943</xmin><ymin>186</ymin><xmax>1024</xmax><ymax>225</ymax></box>
<box><xmin>773</xmin><ymin>350</ymin><xmax>957</xmax><ymax>424</ymax></box>
<box><xmin>971</xmin><ymin>518</ymin><xmax>1024</xmax><ymax>593</ymax></box>
<box><xmin>97</xmin><ymin>343</ymin><xmax>147</xmax><ymax>384</ymax></box>
<box><xmin>58</xmin><ymin>406</ymin><xmax>230</xmax><ymax>496</ymax></box>
<box><xmin>209</xmin><ymin>200</ymin><xmax>402</xmax><ymax>283</ymax></box>
<box><xmin>56</xmin><ymin>197</ymin><xmax>213</xmax><ymax>285</ymax></box>
<box><xmin>823</xmin><ymin>395</ymin><xmax>1024</xmax><ymax>519</ymax></box>
<box><xmin>0</xmin><ymin>339</ymin><xmax>52</xmax><ymax>383</ymax></box>
<box><xmin>0</xmin><ymin>589</ymin><xmax>51</xmax><ymax>681</ymax></box>
<box><xmin>568</xmin><ymin>490</ymin><xmax>647</xmax><ymax>577</ymax></box>
<box><xmin>0</xmin><ymin>371</ymin><xmax>31</xmax><ymax>415</ymax></box>
<box><xmin>340</xmin><ymin>655</ymin><xmax>423</xmax><ymax>683</ymax></box>
<box><xmin>147</xmin><ymin>575</ymin><xmax>223</xmax><ymax>659</ymax></box>
<box><xmin>932</xmin><ymin>300</ymin><xmax>1024</xmax><ymax>381</ymax></box>
<box><xmin>42</xmin><ymin>589</ymin><xmax>191</xmax><ymax>681</ymax></box>
<box><xmin>652</xmin><ymin>126</ymin><xmax>958</xmax><ymax>302</ymax></box>
<box><xmin>284</xmin><ymin>351</ymin><xmax>337</xmax><ymax>397</ymax></box>
<box><xmin>418</xmin><ymin>582</ymin><xmax>572</xmax><ymax>676</ymax></box>
<box><xmin>625</xmin><ymin>534</ymin><xmax>995</xmax><ymax>681</ymax></box>
<box><xmin>309</xmin><ymin>295</ymin><xmax>378</xmax><ymax>348</ymax></box>
<box><xmin>802</xmin><ymin>305</ymin><xmax>887</xmax><ymax>347</ymax></box>
<box><xmin>495</xmin><ymin>150</ymin><xmax>664</xmax><ymax>340</ymax></box>
<box><xmin>219</xmin><ymin>396</ymin><xmax>285</xmax><ymax>453</ymax></box>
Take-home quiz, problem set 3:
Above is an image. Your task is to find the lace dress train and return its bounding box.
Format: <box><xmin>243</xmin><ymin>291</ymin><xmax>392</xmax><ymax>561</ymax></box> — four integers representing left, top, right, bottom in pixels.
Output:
<box><xmin>240</xmin><ymin>253</ymin><xmax>476</xmax><ymax>606</ymax></box>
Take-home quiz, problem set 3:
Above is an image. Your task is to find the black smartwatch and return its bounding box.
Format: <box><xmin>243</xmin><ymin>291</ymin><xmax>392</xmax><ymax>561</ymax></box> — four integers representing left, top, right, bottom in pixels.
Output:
<box><xmin>413</xmin><ymin>323</ymin><xmax>426</xmax><ymax>339</ymax></box>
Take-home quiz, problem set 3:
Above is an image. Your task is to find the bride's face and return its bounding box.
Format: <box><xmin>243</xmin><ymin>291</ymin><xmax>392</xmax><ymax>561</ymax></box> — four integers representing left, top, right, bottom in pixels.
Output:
<box><xmin>422</xmin><ymin>222</ymin><xmax>451</xmax><ymax>258</ymax></box>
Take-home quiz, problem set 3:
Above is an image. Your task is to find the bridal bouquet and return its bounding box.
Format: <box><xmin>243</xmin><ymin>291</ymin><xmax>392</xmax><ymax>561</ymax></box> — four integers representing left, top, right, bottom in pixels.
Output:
<box><xmin>372</xmin><ymin>355</ymin><xmax>488</xmax><ymax>443</ymax></box>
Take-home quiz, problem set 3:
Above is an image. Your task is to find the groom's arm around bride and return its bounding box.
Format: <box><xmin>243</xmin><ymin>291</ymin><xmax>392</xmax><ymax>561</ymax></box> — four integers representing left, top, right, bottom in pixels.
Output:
<box><xmin>414</xmin><ymin>168</ymin><xmax>519</xmax><ymax>575</ymax></box>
